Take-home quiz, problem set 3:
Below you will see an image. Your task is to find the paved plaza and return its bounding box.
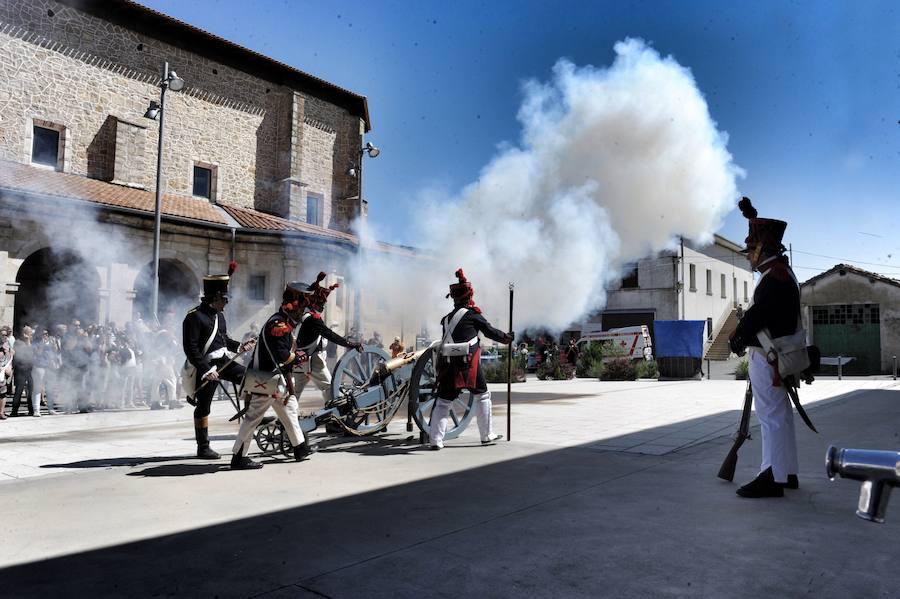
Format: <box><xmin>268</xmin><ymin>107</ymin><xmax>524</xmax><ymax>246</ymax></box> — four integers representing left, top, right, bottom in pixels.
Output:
<box><xmin>1</xmin><ymin>376</ymin><xmax>899</xmax><ymax>597</ymax></box>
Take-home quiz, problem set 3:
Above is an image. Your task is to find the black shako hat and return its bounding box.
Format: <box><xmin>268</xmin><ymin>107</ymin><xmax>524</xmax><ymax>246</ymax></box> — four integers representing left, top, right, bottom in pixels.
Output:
<box><xmin>202</xmin><ymin>261</ymin><xmax>237</xmax><ymax>300</ymax></box>
<box><xmin>739</xmin><ymin>197</ymin><xmax>787</xmax><ymax>254</ymax></box>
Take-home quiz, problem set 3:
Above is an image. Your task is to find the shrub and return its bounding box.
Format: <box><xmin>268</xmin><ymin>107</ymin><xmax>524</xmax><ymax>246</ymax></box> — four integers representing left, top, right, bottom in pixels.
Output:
<box><xmin>734</xmin><ymin>359</ymin><xmax>749</xmax><ymax>380</ymax></box>
<box><xmin>600</xmin><ymin>357</ymin><xmax>636</xmax><ymax>381</ymax></box>
<box><xmin>483</xmin><ymin>358</ymin><xmax>526</xmax><ymax>383</ymax></box>
<box><xmin>536</xmin><ymin>353</ymin><xmax>575</xmax><ymax>380</ymax></box>
<box><xmin>635</xmin><ymin>359</ymin><xmax>659</xmax><ymax>379</ymax></box>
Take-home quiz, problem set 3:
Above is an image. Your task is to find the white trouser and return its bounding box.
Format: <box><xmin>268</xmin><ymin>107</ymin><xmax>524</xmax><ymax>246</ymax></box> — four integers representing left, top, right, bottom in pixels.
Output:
<box><xmin>474</xmin><ymin>391</ymin><xmax>494</xmax><ymax>441</ymax></box>
<box><xmin>152</xmin><ymin>363</ymin><xmax>177</xmax><ymax>405</ymax></box>
<box><xmin>32</xmin><ymin>367</ymin><xmax>46</xmax><ymax>414</ymax></box>
<box><xmin>232</xmin><ymin>393</ymin><xmax>304</xmax><ymax>456</ymax></box>
<box><xmin>428</xmin><ymin>391</ymin><xmax>493</xmax><ymax>447</ymax></box>
<box><xmin>749</xmin><ymin>349</ymin><xmax>798</xmax><ymax>483</ymax></box>
<box><xmin>293</xmin><ymin>352</ymin><xmax>332</xmax><ymax>400</ymax></box>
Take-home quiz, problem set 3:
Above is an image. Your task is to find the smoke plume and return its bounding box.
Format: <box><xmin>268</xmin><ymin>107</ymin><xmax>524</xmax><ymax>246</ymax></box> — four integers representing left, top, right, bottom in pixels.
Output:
<box><xmin>358</xmin><ymin>38</ymin><xmax>744</xmax><ymax>333</ymax></box>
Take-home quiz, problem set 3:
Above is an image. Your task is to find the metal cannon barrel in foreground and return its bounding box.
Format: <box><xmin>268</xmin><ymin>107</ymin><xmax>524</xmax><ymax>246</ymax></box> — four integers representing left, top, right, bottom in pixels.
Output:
<box><xmin>826</xmin><ymin>446</ymin><xmax>900</xmax><ymax>523</ymax></box>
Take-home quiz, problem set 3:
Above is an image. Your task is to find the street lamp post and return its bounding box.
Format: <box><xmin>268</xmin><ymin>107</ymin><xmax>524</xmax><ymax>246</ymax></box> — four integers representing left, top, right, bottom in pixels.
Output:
<box><xmin>350</xmin><ymin>141</ymin><xmax>379</xmax><ymax>332</ymax></box>
<box><xmin>144</xmin><ymin>61</ymin><xmax>184</xmax><ymax>324</ymax></box>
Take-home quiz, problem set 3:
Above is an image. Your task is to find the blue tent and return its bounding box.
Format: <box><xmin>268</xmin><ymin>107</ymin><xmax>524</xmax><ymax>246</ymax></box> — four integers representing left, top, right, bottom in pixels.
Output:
<box><xmin>653</xmin><ymin>320</ymin><xmax>706</xmax><ymax>378</ymax></box>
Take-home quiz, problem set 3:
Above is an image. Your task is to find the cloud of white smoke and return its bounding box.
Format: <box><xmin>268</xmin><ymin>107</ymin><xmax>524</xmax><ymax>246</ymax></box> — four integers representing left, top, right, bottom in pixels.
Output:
<box><xmin>357</xmin><ymin>38</ymin><xmax>744</xmax><ymax>334</ymax></box>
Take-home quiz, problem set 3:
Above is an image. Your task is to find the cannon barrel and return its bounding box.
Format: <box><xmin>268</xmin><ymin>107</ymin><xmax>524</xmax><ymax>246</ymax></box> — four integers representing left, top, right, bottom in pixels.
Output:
<box><xmin>369</xmin><ymin>343</ymin><xmax>438</xmax><ymax>386</ymax></box>
<box><xmin>826</xmin><ymin>446</ymin><xmax>900</xmax><ymax>523</ymax></box>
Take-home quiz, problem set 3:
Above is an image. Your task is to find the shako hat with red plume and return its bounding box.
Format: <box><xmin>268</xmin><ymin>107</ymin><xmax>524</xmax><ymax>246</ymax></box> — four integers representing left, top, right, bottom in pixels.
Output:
<box><xmin>307</xmin><ymin>272</ymin><xmax>340</xmax><ymax>307</ymax></box>
<box><xmin>202</xmin><ymin>261</ymin><xmax>238</xmax><ymax>300</ymax></box>
<box><xmin>739</xmin><ymin>197</ymin><xmax>787</xmax><ymax>254</ymax></box>
<box><xmin>447</xmin><ymin>268</ymin><xmax>481</xmax><ymax>313</ymax></box>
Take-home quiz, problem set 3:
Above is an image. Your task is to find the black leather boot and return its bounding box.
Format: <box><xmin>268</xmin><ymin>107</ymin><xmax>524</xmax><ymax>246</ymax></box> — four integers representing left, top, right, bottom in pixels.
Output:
<box><xmin>737</xmin><ymin>467</ymin><xmax>784</xmax><ymax>498</ymax></box>
<box><xmin>777</xmin><ymin>474</ymin><xmax>799</xmax><ymax>489</ymax></box>
<box><xmin>230</xmin><ymin>444</ymin><xmax>263</xmax><ymax>470</ymax></box>
<box><xmin>293</xmin><ymin>431</ymin><xmax>318</xmax><ymax>461</ymax></box>
<box><xmin>195</xmin><ymin>421</ymin><xmax>220</xmax><ymax>459</ymax></box>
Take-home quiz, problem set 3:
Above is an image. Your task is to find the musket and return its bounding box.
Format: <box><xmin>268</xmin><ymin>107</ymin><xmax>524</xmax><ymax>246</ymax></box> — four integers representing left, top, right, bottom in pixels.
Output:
<box><xmin>717</xmin><ymin>379</ymin><xmax>753</xmax><ymax>482</ymax></box>
<box><xmin>187</xmin><ymin>338</ymin><xmax>257</xmax><ymax>406</ymax></box>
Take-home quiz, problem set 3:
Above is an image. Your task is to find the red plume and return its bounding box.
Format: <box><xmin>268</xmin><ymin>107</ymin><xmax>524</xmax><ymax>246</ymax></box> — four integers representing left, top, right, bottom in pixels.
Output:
<box><xmin>228</xmin><ymin>261</ymin><xmax>238</xmax><ymax>276</ymax></box>
<box><xmin>315</xmin><ymin>272</ymin><xmax>327</xmax><ymax>284</ymax></box>
<box><xmin>455</xmin><ymin>268</ymin><xmax>467</xmax><ymax>283</ymax></box>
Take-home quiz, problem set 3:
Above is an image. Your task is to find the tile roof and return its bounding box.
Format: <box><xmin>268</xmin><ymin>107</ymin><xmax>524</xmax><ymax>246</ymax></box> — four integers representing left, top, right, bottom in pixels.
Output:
<box><xmin>220</xmin><ymin>204</ymin><xmax>355</xmax><ymax>242</ymax></box>
<box><xmin>0</xmin><ymin>160</ymin><xmax>227</xmax><ymax>224</ymax></box>
<box><xmin>0</xmin><ymin>161</ymin><xmax>359</xmax><ymax>244</ymax></box>
<box><xmin>801</xmin><ymin>263</ymin><xmax>900</xmax><ymax>289</ymax></box>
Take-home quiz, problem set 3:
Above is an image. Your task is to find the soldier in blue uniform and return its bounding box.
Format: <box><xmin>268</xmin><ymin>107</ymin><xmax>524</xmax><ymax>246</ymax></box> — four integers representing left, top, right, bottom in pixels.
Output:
<box><xmin>729</xmin><ymin>197</ymin><xmax>803</xmax><ymax>498</ymax></box>
<box><xmin>182</xmin><ymin>263</ymin><xmax>252</xmax><ymax>459</ymax></box>
<box><xmin>429</xmin><ymin>269</ymin><xmax>514</xmax><ymax>449</ymax></box>
<box><xmin>230</xmin><ymin>281</ymin><xmax>319</xmax><ymax>469</ymax></box>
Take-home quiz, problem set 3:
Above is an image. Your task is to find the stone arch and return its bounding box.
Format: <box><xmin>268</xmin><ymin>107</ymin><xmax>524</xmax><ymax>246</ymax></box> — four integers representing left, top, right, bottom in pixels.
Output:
<box><xmin>132</xmin><ymin>259</ymin><xmax>199</xmax><ymax>327</ymax></box>
<box><xmin>14</xmin><ymin>247</ymin><xmax>101</xmax><ymax>333</ymax></box>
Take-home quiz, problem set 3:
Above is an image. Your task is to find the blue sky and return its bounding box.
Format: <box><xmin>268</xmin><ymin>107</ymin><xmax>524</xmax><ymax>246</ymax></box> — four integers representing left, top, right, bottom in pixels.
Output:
<box><xmin>142</xmin><ymin>0</ymin><xmax>899</xmax><ymax>281</ymax></box>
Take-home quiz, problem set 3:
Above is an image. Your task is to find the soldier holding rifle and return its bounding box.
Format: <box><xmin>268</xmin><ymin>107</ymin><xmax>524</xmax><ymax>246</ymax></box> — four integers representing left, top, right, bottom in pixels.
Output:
<box><xmin>230</xmin><ymin>281</ymin><xmax>319</xmax><ymax>469</ymax></box>
<box><xmin>182</xmin><ymin>263</ymin><xmax>254</xmax><ymax>459</ymax></box>
<box><xmin>728</xmin><ymin>198</ymin><xmax>802</xmax><ymax>498</ymax></box>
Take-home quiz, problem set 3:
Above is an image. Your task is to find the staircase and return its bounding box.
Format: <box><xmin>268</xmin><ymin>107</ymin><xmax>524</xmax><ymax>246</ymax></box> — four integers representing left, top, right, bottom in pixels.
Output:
<box><xmin>704</xmin><ymin>308</ymin><xmax>740</xmax><ymax>361</ymax></box>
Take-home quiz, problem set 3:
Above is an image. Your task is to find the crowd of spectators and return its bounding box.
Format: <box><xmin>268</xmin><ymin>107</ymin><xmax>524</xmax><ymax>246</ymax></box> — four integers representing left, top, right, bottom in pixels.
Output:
<box><xmin>0</xmin><ymin>316</ymin><xmax>184</xmax><ymax>419</ymax></box>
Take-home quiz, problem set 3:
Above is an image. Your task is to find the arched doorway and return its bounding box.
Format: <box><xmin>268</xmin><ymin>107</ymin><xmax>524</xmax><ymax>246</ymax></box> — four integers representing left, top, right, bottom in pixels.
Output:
<box><xmin>132</xmin><ymin>259</ymin><xmax>198</xmax><ymax>327</ymax></box>
<box><xmin>15</xmin><ymin>248</ymin><xmax>101</xmax><ymax>333</ymax></box>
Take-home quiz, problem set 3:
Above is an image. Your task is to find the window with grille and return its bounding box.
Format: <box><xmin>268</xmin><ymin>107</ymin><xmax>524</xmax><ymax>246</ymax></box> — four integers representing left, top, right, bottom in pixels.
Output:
<box><xmin>812</xmin><ymin>304</ymin><xmax>880</xmax><ymax>325</ymax></box>
<box><xmin>689</xmin><ymin>264</ymin><xmax>696</xmax><ymax>292</ymax></box>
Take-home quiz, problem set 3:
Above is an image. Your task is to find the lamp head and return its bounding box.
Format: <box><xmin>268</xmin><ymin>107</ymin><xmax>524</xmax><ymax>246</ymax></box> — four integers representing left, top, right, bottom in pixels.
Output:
<box><xmin>143</xmin><ymin>100</ymin><xmax>160</xmax><ymax>120</ymax></box>
<box><xmin>167</xmin><ymin>70</ymin><xmax>185</xmax><ymax>91</ymax></box>
<box><xmin>364</xmin><ymin>142</ymin><xmax>380</xmax><ymax>158</ymax></box>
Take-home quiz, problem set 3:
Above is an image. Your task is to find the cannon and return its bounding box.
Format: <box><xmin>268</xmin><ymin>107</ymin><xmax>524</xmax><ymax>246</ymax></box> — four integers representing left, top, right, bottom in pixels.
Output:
<box><xmin>252</xmin><ymin>344</ymin><xmax>477</xmax><ymax>455</ymax></box>
<box><xmin>826</xmin><ymin>446</ymin><xmax>900</xmax><ymax>523</ymax></box>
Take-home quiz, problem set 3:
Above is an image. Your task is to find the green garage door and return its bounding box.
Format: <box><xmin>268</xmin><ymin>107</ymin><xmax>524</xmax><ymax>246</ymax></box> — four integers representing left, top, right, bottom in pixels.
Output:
<box><xmin>811</xmin><ymin>304</ymin><xmax>881</xmax><ymax>374</ymax></box>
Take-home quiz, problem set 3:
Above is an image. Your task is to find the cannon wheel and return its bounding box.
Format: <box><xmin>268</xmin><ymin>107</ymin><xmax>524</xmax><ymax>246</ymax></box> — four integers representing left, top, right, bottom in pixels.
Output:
<box><xmin>254</xmin><ymin>421</ymin><xmax>293</xmax><ymax>457</ymax></box>
<box><xmin>329</xmin><ymin>345</ymin><xmax>398</xmax><ymax>435</ymax></box>
<box><xmin>409</xmin><ymin>347</ymin><xmax>476</xmax><ymax>441</ymax></box>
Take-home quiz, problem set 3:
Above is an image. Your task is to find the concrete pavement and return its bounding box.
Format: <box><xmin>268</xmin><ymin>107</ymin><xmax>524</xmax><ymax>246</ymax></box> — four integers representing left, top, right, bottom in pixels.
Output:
<box><xmin>1</xmin><ymin>377</ymin><xmax>898</xmax><ymax>597</ymax></box>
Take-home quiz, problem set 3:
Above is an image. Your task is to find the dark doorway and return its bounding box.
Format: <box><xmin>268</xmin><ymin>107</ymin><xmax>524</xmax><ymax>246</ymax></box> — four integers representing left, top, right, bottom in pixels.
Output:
<box><xmin>132</xmin><ymin>260</ymin><xmax>198</xmax><ymax>326</ymax></box>
<box><xmin>15</xmin><ymin>248</ymin><xmax>101</xmax><ymax>333</ymax></box>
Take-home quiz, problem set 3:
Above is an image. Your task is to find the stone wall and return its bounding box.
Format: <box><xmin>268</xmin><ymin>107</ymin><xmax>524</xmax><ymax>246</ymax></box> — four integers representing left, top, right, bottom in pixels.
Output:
<box><xmin>0</xmin><ymin>0</ymin><xmax>366</xmax><ymax>230</ymax></box>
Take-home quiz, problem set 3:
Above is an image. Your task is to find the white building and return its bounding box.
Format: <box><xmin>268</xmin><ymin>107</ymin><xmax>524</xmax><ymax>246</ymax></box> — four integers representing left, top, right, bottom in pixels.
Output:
<box><xmin>576</xmin><ymin>234</ymin><xmax>753</xmax><ymax>358</ymax></box>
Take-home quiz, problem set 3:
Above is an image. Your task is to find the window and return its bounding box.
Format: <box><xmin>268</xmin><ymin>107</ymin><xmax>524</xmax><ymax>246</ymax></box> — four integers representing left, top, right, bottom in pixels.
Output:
<box><xmin>720</xmin><ymin>273</ymin><xmax>727</xmax><ymax>298</ymax></box>
<box><xmin>248</xmin><ymin>275</ymin><xmax>266</xmax><ymax>301</ymax></box>
<box><xmin>306</xmin><ymin>193</ymin><xmax>323</xmax><ymax>226</ymax></box>
<box><xmin>32</xmin><ymin>125</ymin><xmax>60</xmax><ymax>168</ymax></box>
<box><xmin>706</xmin><ymin>269</ymin><xmax>712</xmax><ymax>295</ymax></box>
<box><xmin>706</xmin><ymin>317</ymin><xmax>713</xmax><ymax>340</ymax></box>
<box><xmin>733</xmin><ymin>277</ymin><xmax>737</xmax><ymax>303</ymax></box>
<box><xmin>334</xmin><ymin>275</ymin><xmax>345</xmax><ymax>307</ymax></box>
<box><xmin>689</xmin><ymin>264</ymin><xmax>696</xmax><ymax>292</ymax></box>
<box><xmin>743</xmin><ymin>281</ymin><xmax>748</xmax><ymax>302</ymax></box>
<box><xmin>193</xmin><ymin>165</ymin><xmax>212</xmax><ymax>199</ymax></box>
<box><xmin>621</xmin><ymin>266</ymin><xmax>638</xmax><ymax>289</ymax></box>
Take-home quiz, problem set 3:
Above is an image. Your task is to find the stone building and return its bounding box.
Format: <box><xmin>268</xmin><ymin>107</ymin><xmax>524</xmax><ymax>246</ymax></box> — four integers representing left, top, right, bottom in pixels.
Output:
<box><xmin>574</xmin><ymin>234</ymin><xmax>754</xmax><ymax>357</ymax></box>
<box><xmin>801</xmin><ymin>264</ymin><xmax>900</xmax><ymax>375</ymax></box>
<box><xmin>0</xmin><ymin>0</ymin><xmax>380</xmax><ymax>336</ymax></box>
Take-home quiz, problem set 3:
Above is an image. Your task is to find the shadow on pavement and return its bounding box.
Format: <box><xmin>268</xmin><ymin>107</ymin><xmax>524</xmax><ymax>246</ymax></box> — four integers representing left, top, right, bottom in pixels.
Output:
<box><xmin>3</xmin><ymin>389</ymin><xmax>898</xmax><ymax>598</ymax></box>
<box><xmin>126</xmin><ymin>463</ymin><xmax>225</xmax><ymax>477</ymax></box>
<box><xmin>41</xmin><ymin>455</ymin><xmax>192</xmax><ymax>469</ymax></box>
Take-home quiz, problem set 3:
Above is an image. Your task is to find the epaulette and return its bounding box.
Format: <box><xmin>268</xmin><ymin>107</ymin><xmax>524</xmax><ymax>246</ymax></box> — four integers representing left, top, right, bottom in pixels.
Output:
<box><xmin>270</xmin><ymin>321</ymin><xmax>293</xmax><ymax>337</ymax></box>
<box><xmin>308</xmin><ymin>310</ymin><xmax>322</xmax><ymax>320</ymax></box>
<box><xmin>186</xmin><ymin>307</ymin><xmax>198</xmax><ymax>315</ymax></box>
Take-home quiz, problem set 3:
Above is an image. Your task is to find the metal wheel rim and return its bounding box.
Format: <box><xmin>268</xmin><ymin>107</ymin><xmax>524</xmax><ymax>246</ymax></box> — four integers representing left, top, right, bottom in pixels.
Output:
<box><xmin>410</xmin><ymin>347</ymin><xmax>477</xmax><ymax>441</ymax></box>
<box><xmin>329</xmin><ymin>345</ymin><xmax>399</xmax><ymax>434</ymax></box>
